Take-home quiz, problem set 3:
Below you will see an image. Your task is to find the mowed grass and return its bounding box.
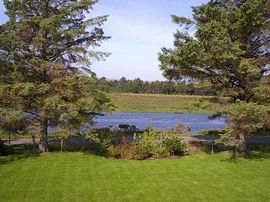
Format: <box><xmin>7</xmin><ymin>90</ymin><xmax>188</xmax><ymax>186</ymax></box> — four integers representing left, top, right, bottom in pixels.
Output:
<box><xmin>1</xmin><ymin>152</ymin><xmax>270</xmax><ymax>202</ymax></box>
<box><xmin>109</xmin><ymin>93</ymin><xmax>221</xmax><ymax>114</ymax></box>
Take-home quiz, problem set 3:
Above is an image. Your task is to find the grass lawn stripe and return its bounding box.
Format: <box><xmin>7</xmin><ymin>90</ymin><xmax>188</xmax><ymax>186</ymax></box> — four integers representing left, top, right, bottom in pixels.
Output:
<box><xmin>1</xmin><ymin>152</ymin><xmax>270</xmax><ymax>201</ymax></box>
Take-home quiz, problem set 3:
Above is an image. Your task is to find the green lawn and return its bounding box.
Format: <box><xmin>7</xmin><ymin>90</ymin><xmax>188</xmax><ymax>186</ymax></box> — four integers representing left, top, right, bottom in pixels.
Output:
<box><xmin>109</xmin><ymin>93</ymin><xmax>223</xmax><ymax>114</ymax></box>
<box><xmin>1</xmin><ymin>152</ymin><xmax>270</xmax><ymax>202</ymax></box>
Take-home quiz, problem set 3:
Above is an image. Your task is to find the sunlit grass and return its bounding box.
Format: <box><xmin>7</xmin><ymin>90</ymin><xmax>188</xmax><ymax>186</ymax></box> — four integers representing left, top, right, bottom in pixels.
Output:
<box><xmin>1</xmin><ymin>152</ymin><xmax>270</xmax><ymax>202</ymax></box>
<box><xmin>109</xmin><ymin>93</ymin><xmax>222</xmax><ymax>114</ymax></box>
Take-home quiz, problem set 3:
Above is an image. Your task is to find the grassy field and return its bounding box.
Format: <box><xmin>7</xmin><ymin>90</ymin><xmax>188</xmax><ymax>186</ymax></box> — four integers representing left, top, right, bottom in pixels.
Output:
<box><xmin>109</xmin><ymin>93</ymin><xmax>221</xmax><ymax>114</ymax></box>
<box><xmin>1</xmin><ymin>152</ymin><xmax>270</xmax><ymax>202</ymax></box>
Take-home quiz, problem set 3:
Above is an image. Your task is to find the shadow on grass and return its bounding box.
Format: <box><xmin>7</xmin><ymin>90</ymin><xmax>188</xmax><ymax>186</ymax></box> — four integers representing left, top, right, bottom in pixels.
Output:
<box><xmin>0</xmin><ymin>144</ymin><xmax>40</xmax><ymax>165</ymax></box>
<box><xmin>48</xmin><ymin>142</ymin><xmax>108</xmax><ymax>157</ymax></box>
<box><xmin>220</xmin><ymin>156</ymin><xmax>239</xmax><ymax>163</ymax></box>
<box><xmin>221</xmin><ymin>151</ymin><xmax>270</xmax><ymax>163</ymax></box>
<box><xmin>0</xmin><ymin>154</ymin><xmax>39</xmax><ymax>165</ymax></box>
<box><xmin>82</xmin><ymin>144</ymin><xmax>108</xmax><ymax>157</ymax></box>
<box><xmin>0</xmin><ymin>142</ymin><xmax>109</xmax><ymax>165</ymax></box>
<box><xmin>245</xmin><ymin>152</ymin><xmax>270</xmax><ymax>161</ymax></box>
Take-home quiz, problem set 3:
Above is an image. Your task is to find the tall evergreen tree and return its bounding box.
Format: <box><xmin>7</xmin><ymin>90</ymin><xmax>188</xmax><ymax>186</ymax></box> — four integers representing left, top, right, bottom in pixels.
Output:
<box><xmin>159</xmin><ymin>0</ymin><xmax>269</xmax><ymax>101</ymax></box>
<box><xmin>159</xmin><ymin>0</ymin><xmax>270</xmax><ymax>156</ymax></box>
<box><xmin>0</xmin><ymin>0</ymin><xmax>112</xmax><ymax>152</ymax></box>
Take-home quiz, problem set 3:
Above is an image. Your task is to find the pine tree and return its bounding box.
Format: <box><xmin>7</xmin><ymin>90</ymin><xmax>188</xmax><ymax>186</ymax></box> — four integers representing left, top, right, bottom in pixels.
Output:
<box><xmin>159</xmin><ymin>0</ymin><xmax>270</xmax><ymax>156</ymax></box>
<box><xmin>0</xmin><ymin>0</ymin><xmax>113</xmax><ymax>152</ymax></box>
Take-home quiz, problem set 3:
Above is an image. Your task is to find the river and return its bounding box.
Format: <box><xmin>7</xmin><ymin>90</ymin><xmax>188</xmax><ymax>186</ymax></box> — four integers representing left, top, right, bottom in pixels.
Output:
<box><xmin>93</xmin><ymin>113</ymin><xmax>225</xmax><ymax>133</ymax></box>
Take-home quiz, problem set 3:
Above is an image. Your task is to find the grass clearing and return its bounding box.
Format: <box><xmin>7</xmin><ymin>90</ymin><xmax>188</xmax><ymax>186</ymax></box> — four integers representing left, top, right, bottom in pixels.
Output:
<box><xmin>1</xmin><ymin>152</ymin><xmax>270</xmax><ymax>202</ymax></box>
<box><xmin>109</xmin><ymin>93</ymin><xmax>222</xmax><ymax>114</ymax></box>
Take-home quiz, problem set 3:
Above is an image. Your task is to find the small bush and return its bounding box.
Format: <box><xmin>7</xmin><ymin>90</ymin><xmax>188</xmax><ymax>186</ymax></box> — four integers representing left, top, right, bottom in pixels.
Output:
<box><xmin>187</xmin><ymin>144</ymin><xmax>204</xmax><ymax>154</ymax></box>
<box><xmin>153</xmin><ymin>147</ymin><xmax>170</xmax><ymax>158</ymax></box>
<box><xmin>133</xmin><ymin>145</ymin><xmax>148</xmax><ymax>160</ymax></box>
<box><xmin>134</xmin><ymin>130</ymin><xmax>157</xmax><ymax>158</ymax></box>
<box><xmin>163</xmin><ymin>137</ymin><xmax>187</xmax><ymax>156</ymax></box>
<box><xmin>85</xmin><ymin>131</ymin><xmax>114</xmax><ymax>155</ymax></box>
<box><xmin>108</xmin><ymin>144</ymin><xmax>135</xmax><ymax>159</ymax></box>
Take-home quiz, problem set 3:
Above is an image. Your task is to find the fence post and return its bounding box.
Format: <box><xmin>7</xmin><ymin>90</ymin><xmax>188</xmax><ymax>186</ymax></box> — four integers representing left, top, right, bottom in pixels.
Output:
<box><xmin>61</xmin><ymin>138</ymin><xmax>63</xmax><ymax>152</ymax></box>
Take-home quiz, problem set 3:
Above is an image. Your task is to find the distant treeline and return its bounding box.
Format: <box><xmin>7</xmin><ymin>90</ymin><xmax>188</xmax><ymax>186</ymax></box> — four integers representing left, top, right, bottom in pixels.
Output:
<box><xmin>96</xmin><ymin>77</ymin><xmax>216</xmax><ymax>96</ymax></box>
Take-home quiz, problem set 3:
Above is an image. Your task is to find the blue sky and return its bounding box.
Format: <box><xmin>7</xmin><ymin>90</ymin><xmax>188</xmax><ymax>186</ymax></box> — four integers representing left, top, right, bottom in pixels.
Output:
<box><xmin>0</xmin><ymin>0</ymin><xmax>208</xmax><ymax>81</ymax></box>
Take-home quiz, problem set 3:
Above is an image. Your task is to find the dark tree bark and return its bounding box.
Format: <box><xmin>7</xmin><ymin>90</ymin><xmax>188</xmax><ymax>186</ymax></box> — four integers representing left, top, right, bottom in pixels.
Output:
<box><xmin>8</xmin><ymin>132</ymin><xmax>11</xmax><ymax>145</ymax></box>
<box><xmin>38</xmin><ymin>119</ymin><xmax>49</xmax><ymax>153</ymax></box>
<box><xmin>234</xmin><ymin>132</ymin><xmax>248</xmax><ymax>157</ymax></box>
<box><xmin>31</xmin><ymin>134</ymin><xmax>36</xmax><ymax>145</ymax></box>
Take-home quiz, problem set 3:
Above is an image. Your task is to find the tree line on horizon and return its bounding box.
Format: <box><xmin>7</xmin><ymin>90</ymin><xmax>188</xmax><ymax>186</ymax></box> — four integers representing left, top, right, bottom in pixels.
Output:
<box><xmin>95</xmin><ymin>77</ymin><xmax>217</xmax><ymax>96</ymax></box>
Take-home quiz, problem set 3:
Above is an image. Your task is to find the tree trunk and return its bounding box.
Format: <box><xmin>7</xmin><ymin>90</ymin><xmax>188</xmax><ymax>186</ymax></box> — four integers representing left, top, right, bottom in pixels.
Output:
<box><xmin>234</xmin><ymin>132</ymin><xmax>248</xmax><ymax>157</ymax></box>
<box><xmin>38</xmin><ymin>119</ymin><xmax>49</xmax><ymax>153</ymax></box>
<box><xmin>8</xmin><ymin>132</ymin><xmax>11</xmax><ymax>145</ymax></box>
<box><xmin>31</xmin><ymin>134</ymin><xmax>36</xmax><ymax>145</ymax></box>
<box><xmin>61</xmin><ymin>139</ymin><xmax>63</xmax><ymax>152</ymax></box>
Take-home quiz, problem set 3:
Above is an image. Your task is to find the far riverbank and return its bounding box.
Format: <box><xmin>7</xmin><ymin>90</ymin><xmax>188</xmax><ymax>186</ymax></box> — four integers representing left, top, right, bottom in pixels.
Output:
<box><xmin>109</xmin><ymin>93</ymin><xmax>225</xmax><ymax>114</ymax></box>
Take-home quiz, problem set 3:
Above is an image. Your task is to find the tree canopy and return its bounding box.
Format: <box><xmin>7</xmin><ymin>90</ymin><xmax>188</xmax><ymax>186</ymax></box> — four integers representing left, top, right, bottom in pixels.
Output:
<box><xmin>159</xmin><ymin>0</ymin><xmax>270</xmax><ymax>101</ymax></box>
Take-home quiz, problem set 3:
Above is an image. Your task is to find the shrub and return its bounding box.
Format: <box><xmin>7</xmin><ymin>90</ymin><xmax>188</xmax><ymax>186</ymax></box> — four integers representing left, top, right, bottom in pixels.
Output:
<box><xmin>133</xmin><ymin>145</ymin><xmax>148</xmax><ymax>160</ymax></box>
<box><xmin>107</xmin><ymin>130</ymin><xmax>187</xmax><ymax>160</ymax></box>
<box><xmin>85</xmin><ymin>131</ymin><xmax>114</xmax><ymax>155</ymax></box>
<box><xmin>108</xmin><ymin>144</ymin><xmax>135</xmax><ymax>159</ymax></box>
<box><xmin>187</xmin><ymin>142</ymin><xmax>208</xmax><ymax>154</ymax></box>
<box><xmin>163</xmin><ymin>137</ymin><xmax>187</xmax><ymax>156</ymax></box>
<box><xmin>134</xmin><ymin>131</ymin><xmax>187</xmax><ymax>159</ymax></box>
<box><xmin>107</xmin><ymin>145</ymin><xmax>118</xmax><ymax>158</ymax></box>
<box><xmin>135</xmin><ymin>130</ymin><xmax>158</xmax><ymax>158</ymax></box>
<box><xmin>153</xmin><ymin>147</ymin><xmax>170</xmax><ymax>158</ymax></box>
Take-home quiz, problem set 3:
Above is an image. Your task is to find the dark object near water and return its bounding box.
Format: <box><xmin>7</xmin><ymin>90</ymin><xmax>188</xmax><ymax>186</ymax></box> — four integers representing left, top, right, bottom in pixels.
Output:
<box><xmin>88</xmin><ymin>112</ymin><xmax>105</xmax><ymax>116</ymax></box>
<box><xmin>117</xmin><ymin>124</ymin><xmax>139</xmax><ymax>132</ymax></box>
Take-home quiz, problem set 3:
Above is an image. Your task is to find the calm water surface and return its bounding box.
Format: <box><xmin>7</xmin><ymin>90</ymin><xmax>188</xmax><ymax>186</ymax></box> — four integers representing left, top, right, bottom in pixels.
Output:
<box><xmin>93</xmin><ymin>113</ymin><xmax>225</xmax><ymax>133</ymax></box>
